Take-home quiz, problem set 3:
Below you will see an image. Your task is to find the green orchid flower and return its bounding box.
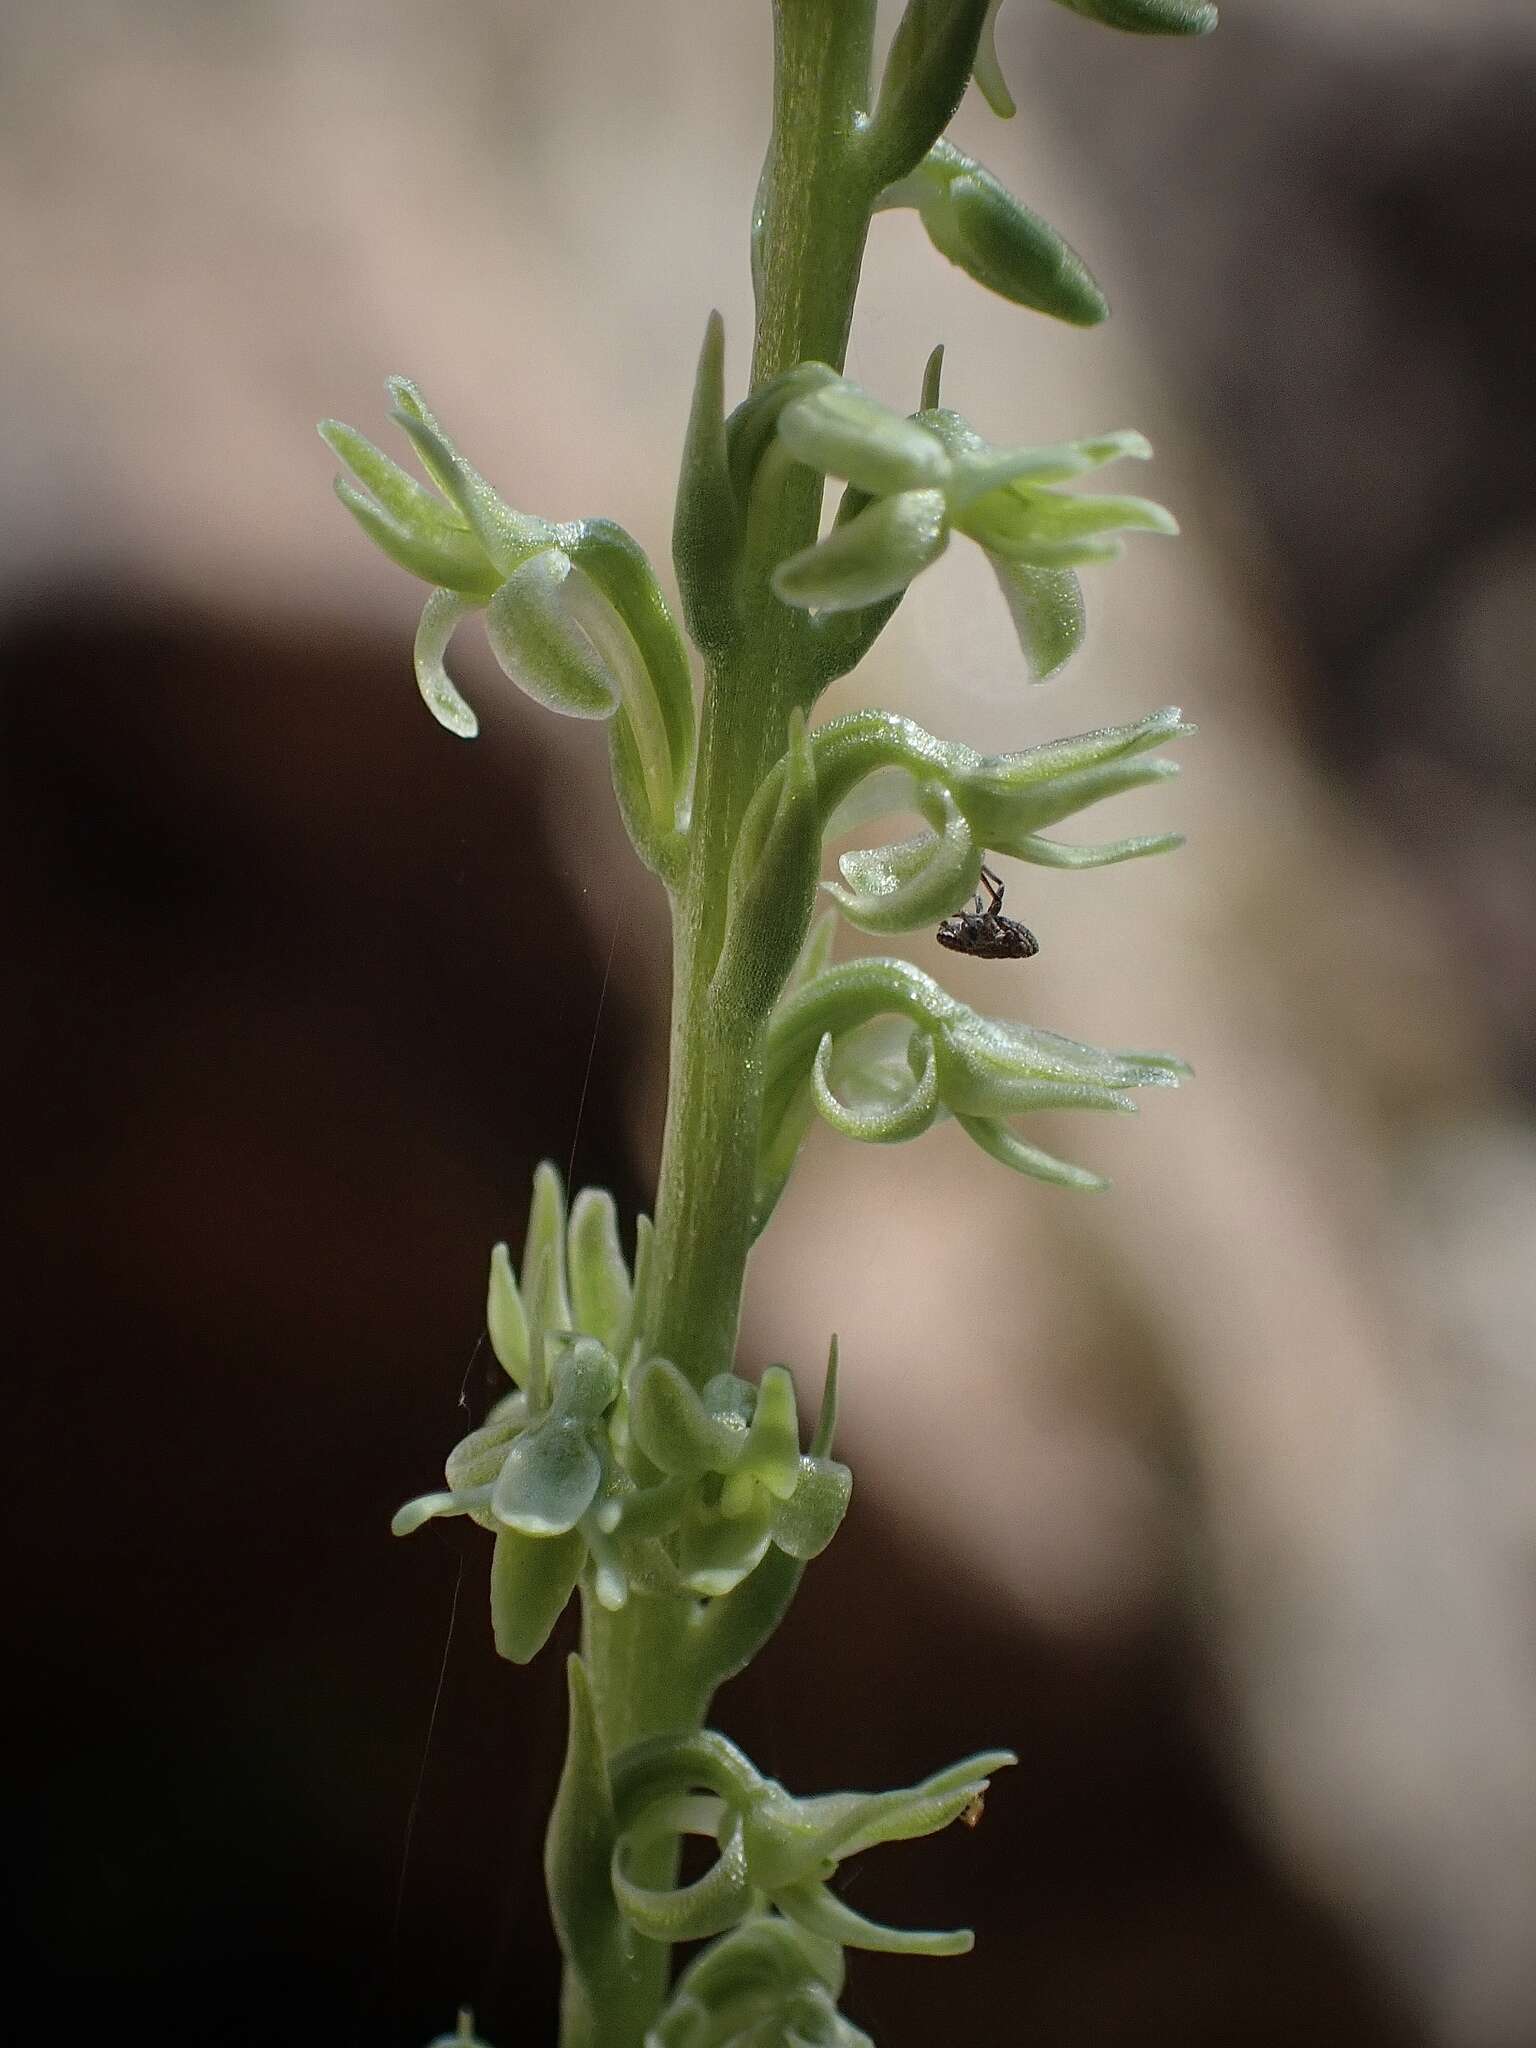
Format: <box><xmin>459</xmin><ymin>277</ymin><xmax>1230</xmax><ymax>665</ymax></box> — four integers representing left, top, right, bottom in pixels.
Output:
<box><xmin>320</xmin><ymin>383</ymin><xmax>695</xmax><ymax>878</ymax></box>
<box><xmin>769</xmin><ymin>375</ymin><xmax>1176</xmax><ymax>678</ymax></box>
<box><xmin>609</xmin><ymin>1729</ymin><xmax>1015</xmax><ymax>1957</ymax></box>
<box><xmin>757</xmin><ymin>955</ymin><xmax>1188</xmax><ymax>1225</ymax></box>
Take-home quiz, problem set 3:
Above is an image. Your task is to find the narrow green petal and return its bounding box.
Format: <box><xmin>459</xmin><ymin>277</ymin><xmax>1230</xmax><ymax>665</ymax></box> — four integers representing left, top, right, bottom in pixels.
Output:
<box><xmin>942</xmin><ymin>427</ymin><xmax>1151</xmax><ymax>509</ymax></box>
<box><xmin>955</xmin><ymin>1111</ymin><xmax>1110</xmax><ymax>1190</ymax></box>
<box><xmin>320</xmin><ymin>419</ymin><xmax>472</xmax><ymax>542</ymax></box>
<box><xmin>966</xmin><ymin>482</ymin><xmax>1177</xmax><ymax>564</ymax></box>
<box><xmin>412</xmin><ymin>589</ymin><xmax>481</xmax><ymax>738</ymax></box>
<box><xmin>774</xmin><ymin>1878</ymin><xmax>974</xmax><ymax>1958</ymax></box>
<box><xmin>381</xmin><ymin>377</ymin><xmax>462</xmax><ymax>497</ymax></box>
<box><xmin>1004</xmin><ymin>829</ymin><xmax>1185</xmax><ymax>868</ymax></box>
<box><xmin>330</xmin><ymin>476</ymin><xmax>496</xmax><ymax>596</ymax></box>
<box><xmin>388</xmin><ymin>380</ymin><xmax>554</xmax><ymax>575</ymax></box>
<box><xmin>390</xmin><ymin>1489</ymin><xmax>479</xmax><ymax>1537</ymax></box>
<box><xmin>827</xmin><ymin>1750</ymin><xmax>1016</xmax><ymax>1858</ymax></box>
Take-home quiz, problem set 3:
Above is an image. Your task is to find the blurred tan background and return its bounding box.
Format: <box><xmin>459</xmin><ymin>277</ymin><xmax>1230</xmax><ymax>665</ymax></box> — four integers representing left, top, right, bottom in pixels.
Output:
<box><xmin>5</xmin><ymin>2</ymin><xmax>1535</xmax><ymax>2044</ymax></box>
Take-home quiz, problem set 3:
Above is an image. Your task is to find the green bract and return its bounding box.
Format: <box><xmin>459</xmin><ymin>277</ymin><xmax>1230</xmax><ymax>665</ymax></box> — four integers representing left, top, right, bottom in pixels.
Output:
<box><xmin>771</xmin><ymin>374</ymin><xmax>1175</xmax><ymax>677</ymax></box>
<box><xmin>877</xmin><ymin>138</ymin><xmax>1108</xmax><ymax>324</ymax></box>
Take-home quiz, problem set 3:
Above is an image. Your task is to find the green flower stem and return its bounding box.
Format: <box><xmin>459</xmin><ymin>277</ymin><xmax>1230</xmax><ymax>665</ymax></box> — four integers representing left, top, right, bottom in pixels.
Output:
<box><xmin>646</xmin><ymin>0</ymin><xmax>880</xmax><ymax>1388</ymax></box>
<box><xmin>751</xmin><ymin>0</ymin><xmax>879</xmax><ymax>389</ymax></box>
<box><xmin>562</xmin><ymin>1601</ymin><xmax>706</xmax><ymax>2048</ymax></box>
<box><xmin>564</xmin><ymin>6</ymin><xmax>881</xmax><ymax>2042</ymax></box>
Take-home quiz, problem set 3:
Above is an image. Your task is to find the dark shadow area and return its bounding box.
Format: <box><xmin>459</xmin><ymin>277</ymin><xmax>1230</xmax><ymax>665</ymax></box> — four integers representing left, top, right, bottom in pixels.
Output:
<box><xmin>3</xmin><ymin>594</ymin><xmax>1418</xmax><ymax>2044</ymax></box>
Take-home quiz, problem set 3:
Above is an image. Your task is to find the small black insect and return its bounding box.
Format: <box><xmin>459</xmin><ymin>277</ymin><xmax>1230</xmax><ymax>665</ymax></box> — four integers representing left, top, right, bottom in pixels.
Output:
<box><xmin>935</xmin><ymin>864</ymin><xmax>1039</xmax><ymax>960</ymax></box>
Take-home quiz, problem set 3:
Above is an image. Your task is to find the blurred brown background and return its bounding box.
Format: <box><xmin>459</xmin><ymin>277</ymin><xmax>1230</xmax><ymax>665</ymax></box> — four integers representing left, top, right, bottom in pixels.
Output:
<box><xmin>4</xmin><ymin>3</ymin><xmax>1535</xmax><ymax>2044</ymax></box>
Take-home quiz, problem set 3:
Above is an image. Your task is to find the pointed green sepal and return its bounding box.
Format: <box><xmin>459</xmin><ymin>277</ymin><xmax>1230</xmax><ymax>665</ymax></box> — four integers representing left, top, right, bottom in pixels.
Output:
<box><xmin>964</xmin><ymin>478</ymin><xmax>1177</xmax><ymax>567</ymax></box>
<box><xmin>328</xmin><ymin>473</ymin><xmax>496</xmax><ymax>598</ymax></box>
<box><xmin>387</xmin><ymin>379</ymin><xmax>554</xmax><ymax>574</ymax></box>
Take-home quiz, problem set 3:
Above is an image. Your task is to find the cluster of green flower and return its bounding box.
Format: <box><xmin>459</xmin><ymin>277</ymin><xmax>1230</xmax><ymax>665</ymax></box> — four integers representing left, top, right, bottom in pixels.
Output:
<box><xmin>392</xmin><ymin>1166</ymin><xmax>849</xmax><ymax>1668</ymax></box>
